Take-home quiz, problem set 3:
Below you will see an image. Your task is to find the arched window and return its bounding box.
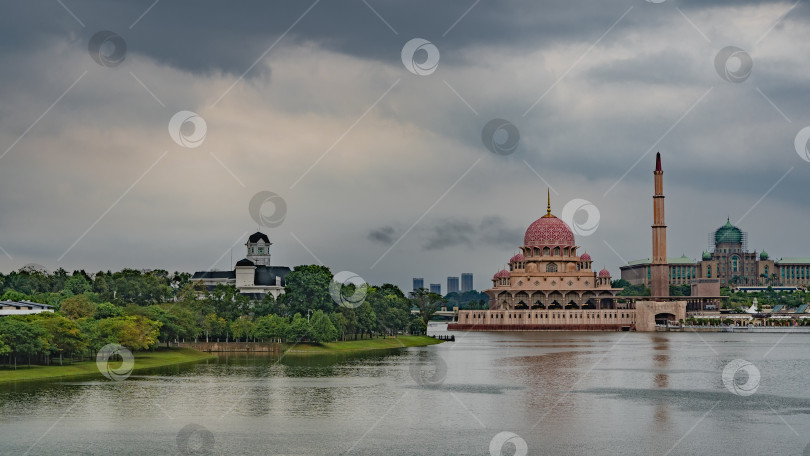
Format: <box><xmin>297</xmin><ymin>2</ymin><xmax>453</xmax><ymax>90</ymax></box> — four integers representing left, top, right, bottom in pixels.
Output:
<box><xmin>543</xmin><ymin>247</ymin><xmax>550</xmax><ymax>256</ymax></box>
<box><xmin>732</xmin><ymin>256</ymin><xmax>739</xmax><ymax>272</ymax></box>
<box><xmin>553</xmin><ymin>247</ymin><xmax>561</xmax><ymax>256</ymax></box>
<box><xmin>546</xmin><ymin>263</ymin><xmax>558</xmax><ymax>272</ymax></box>
<box><xmin>563</xmin><ymin>247</ymin><xmax>569</xmax><ymax>256</ymax></box>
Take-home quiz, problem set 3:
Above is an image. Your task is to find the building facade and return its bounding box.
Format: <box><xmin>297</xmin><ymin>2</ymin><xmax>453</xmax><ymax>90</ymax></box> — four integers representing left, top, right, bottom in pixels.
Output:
<box><xmin>191</xmin><ymin>231</ymin><xmax>290</xmax><ymax>300</ymax></box>
<box><xmin>447</xmin><ymin>276</ymin><xmax>460</xmax><ymax>294</ymax></box>
<box><xmin>429</xmin><ymin>283</ymin><xmax>441</xmax><ymax>295</ymax></box>
<box><xmin>0</xmin><ymin>300</ymin><xmax>54</xmax><ymax>316</ymax></box>
<box><xmin>621</xmin><ymin>219</ymin><xmax>810</xmax><ymax>288</ymax></box>
<box><xmin>461</xmin><ymin>273</ymin><xmax>473</xmax><ymax>292</ymax></box>
<box><xmin>412</xmin><ymin>278</ymin><xmax>424</xmax><ymax>292</ymax></box>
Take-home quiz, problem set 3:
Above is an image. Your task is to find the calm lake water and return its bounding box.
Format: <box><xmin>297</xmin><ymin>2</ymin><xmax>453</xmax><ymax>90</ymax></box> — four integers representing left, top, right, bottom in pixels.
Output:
<box><xmin>2</xmin><ymin>324</ymin><xmax>810</xmax><ymax>455</ymax></box>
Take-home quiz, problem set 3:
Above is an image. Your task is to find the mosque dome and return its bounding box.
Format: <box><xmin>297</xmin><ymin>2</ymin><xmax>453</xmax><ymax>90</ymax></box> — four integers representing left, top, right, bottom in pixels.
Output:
<box><xmin>714</xmin><ymin>219</ymin><xmax>742</xmax><ymax>244</ymax></box>
<box><xmin>510</xmin><ymin>253</ymin><xmax>525</xmax><ymax>263</ymax></box>
<box><xmin>760</xmin><ymin>251</ymin><xmax>769</xmax><ymax>260</ymax></box>
<box><xmin>598</xmin><ymin>268</ymin><xmax>611</xmax><ymax>278</ymax></box>
<box><xmin>494</xmin><ymin>269</ymin><xmax>510</xmax><ymax>279</ymax></box>
<box><xmin>702</xmin><ymin>251</ymin><xmax>711</xmax><ymax>261</ymax></box>
<box><xmin>580</xmin><ymin>252</ymin><xmax>592</xmax><ymax>261</ymax></box>
<box><xmin>524</xmin><ymin>190</ymin><xmax>576</xmax><ymax>248</ymax></box>
<box><xmin>524</xmin><ymin>215</ymin><xmax>575</xmax><ymax>248</ymax></box>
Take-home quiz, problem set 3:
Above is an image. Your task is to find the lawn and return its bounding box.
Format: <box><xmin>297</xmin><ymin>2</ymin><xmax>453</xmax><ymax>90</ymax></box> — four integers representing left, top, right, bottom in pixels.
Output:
<box><xmin>282</xmin><ymin>335</ymin><xmax>443</xmax><ymax>354</ymax></box>
<box><xmin>0</xmin><ymin>348</ymin><xmax>215</xmax><ymax>384</ymax></box>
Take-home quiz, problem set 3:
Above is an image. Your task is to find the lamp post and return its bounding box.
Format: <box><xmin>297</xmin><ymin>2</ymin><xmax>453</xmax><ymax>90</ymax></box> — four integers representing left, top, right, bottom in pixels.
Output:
<box><xmin>307</xmin><ymin>309</ymin><xmax>313</xmax><ymax>323</ymax></box>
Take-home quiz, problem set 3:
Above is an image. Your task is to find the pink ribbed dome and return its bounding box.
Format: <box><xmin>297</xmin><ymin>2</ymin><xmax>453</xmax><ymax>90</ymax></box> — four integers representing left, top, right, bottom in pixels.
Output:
<box><xmin>494</xmin><ymin>269</ymin><xmax>510</xmax><ymax>279</ymax></box>
<box><xmin>524</xmin><ymin>215</ymin><xmax>575</xmax><ymax>247</ymax></box>
<box><xmin>510</xmin><ymin>253</ymin><xmax>525</xmax><ymax>263</ymax></box>
<box><xmin>598</xmin><ymin>268</ymin><xmax>611</xmax><ymax>278</ymax></box>
<box><xmin>580</xmin><ymin>252</ymin><xmax>591</xmax><ymax>261</ymax></box>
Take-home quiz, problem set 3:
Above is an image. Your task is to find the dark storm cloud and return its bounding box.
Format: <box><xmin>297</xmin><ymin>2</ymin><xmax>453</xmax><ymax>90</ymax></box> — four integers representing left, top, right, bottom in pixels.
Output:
<box><xmin>0</xmin><ymin>0</ymin><xmax>749</xmax><ymax>75</ymax></box>
<box><xmin>368</xmin><ymin>226</ymin><xmax>397</xmax><ymax>245</ymax></box>
<box><xmin>1</xmin><ymin>0</ymin><xmax>808</xmax><ymax>293</ymax></box>
<box><xmin>422</xmin><ymin>216</ymin><xmax>522</xmax><ymax>250</ymax></box>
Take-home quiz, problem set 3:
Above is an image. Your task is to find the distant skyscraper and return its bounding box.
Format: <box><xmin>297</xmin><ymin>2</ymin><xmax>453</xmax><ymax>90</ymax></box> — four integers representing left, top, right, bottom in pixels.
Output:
<box><xmin>461</xmin><ymin>273</ymin><xmax>473</xmax><ymax>292</ymax></box>
<box><xmin>413</xmin><ymin>278</ymin><xmax>424</xmax><ymax>291</ymax></box>
<box><xmin>447</xmin><ymin>276</ymin><xmax>460</xmax><ymax>294</ymax></box>
<box><xmin>429</xmin><ymin>283</ymin><xmax>441</xmax><ymax>295</ymax></box>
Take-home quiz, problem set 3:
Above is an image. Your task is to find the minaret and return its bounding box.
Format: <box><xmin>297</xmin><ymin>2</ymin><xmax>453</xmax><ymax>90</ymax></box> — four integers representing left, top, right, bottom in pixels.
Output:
<box><xmin>650</xmin><ymin>152</ymin><xmax>668</xmax><ymax>299</ymax></box>
<box><xmin>542</xmin><ymin>188</ymin><xmax>553</xmax><ymax>218</ymax></box>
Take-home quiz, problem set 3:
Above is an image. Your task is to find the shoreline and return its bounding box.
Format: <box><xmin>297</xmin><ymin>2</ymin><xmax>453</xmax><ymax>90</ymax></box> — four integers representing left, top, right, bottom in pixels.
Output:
<box><xmin>0</xmin><ymin>347</ymin><xmax>215</xmax><ymax>385</ymax></box>
<box><xmin>281</xmin><ymin>335</ymin><xmax>444</xmax><ymax>354</ymax></box>
<box><xmin>181</xmin><ymin>335</ymin><xmax>444</xmax><ymax>354</ymax></box>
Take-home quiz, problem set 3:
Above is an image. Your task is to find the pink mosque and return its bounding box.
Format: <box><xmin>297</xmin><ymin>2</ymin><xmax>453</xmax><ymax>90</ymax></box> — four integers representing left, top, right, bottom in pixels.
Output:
<box><xmin>449</xmin><ymin>154</ymin><xmax>686</xmax><ymax>331</ymax></box>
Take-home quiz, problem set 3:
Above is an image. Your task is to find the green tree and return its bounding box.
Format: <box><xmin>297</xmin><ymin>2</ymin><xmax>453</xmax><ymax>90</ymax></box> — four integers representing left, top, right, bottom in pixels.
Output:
<box><xmin>203</xmin><ymin>313</ymin><xmax>227</xmax><ymax>342</ymax></box>
<box><xmin>285</xmin><ymin>313</ymin><xmax>312</xmax><ymax>342</ymax></box>
<box><xmin>253</xmin><ymin>293</ymin><xmax>280</xmax><ymax>317</ymax></box>
<box><xmin>309</xmin><ymin>310</ymin><xmax>338</xmax><ymax>343</ymax></box>
<box><xmin>254</xmin><ymin>314</ymin><xmax>289</xmax><ymax>341</ymax></box>
<box><xmin>94</xmin><ymin>316</ymin><xmax>161</xmax><ymax>351</ymax></box>
<box><xmin>36</xmin><ymin>313</ymin><xmax>88</xmax><ymax>364</ymax></box>
<box><xmin>94</xmin><ymin>302</ymin><xmax>124</xmax><ymax>319</ymax></box>
<box><xmin>409</xmin><ymin>288</ymin><xmax>445</xmax><ymax>328</ymax></box>
<box><xmin>63</xmin><ymin>273</ymin><xmax>91</xmax><ymax>296</ymax></box>
<box><xmin>356</xmin><ymin>301</ymin><xmax>378</xmax><ymax>338</ymax></box>
<box><xmin>1</xmin><ymin>289</ymin><xmax>29</xmax><ymax>301</ymax></box>
<box><xmin>282</xmin><ymin>265</ymin><xmax>334</xmax><ymax>316</ymax></box>
<box><xmin>409</xmin><ymin>317</ymin><xmax>427</xmax><ymax>335</ymax></box>
<box><xmin>60</xmin><ymin>294</ymin><xmax>97</xmax><ymax>319</ymax></box>
<box><xmin>0</xmin><ymin>316</ymin><xmax>47</xmax><ymax>367</ymax></box>
<box><xmin>231</xmin><ymin>316</ymin><xmax>256</xmax><ymax>342</ymax></box>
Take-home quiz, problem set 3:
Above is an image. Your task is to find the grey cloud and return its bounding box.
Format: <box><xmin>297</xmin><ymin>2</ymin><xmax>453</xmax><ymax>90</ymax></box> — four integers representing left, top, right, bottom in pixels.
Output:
<box><xmin>422</xmin><ymin>216</ymin><xmax>522</xmax><ymax>251</ymax></box>
<box><xmin>368</xmin><ymin>226</ymin><xmax>397</xmax><ymax>245</ymax></box>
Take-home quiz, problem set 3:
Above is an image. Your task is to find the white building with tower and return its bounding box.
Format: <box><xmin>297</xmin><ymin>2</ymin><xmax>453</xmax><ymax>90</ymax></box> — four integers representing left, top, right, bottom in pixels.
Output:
<box><xmin>191</xmin><ymin>231</ymin><xmax>291</xmax><ymax>300</ymax></box>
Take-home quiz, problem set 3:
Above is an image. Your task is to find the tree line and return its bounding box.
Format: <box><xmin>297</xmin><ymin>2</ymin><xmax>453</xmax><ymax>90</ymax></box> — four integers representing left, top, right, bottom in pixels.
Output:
<box><xmin>0</xmin><ymin>265</ymin><xmax>447</xmax><ymax>367</ymax></box>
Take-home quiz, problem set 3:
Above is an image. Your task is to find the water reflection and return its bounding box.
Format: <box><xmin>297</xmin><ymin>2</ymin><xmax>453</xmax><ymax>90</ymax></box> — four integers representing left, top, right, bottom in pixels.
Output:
<box><xmin>651</xmin><ymin>335</ymin><xmax>670</xmax><ymax>428</ymax></box>
<box><xmin>1</xmin><ymin>332</ymin><xmax>808</xmax><ymax>455</ymax></box>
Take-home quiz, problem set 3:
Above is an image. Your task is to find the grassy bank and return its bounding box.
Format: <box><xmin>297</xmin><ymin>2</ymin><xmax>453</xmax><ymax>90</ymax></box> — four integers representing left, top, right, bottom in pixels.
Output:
<box><xmin>0</xmin><ymin>348</ymin><xmax>215</xmax><ymax>384</ymax></box>
<box><xmin>283</xmin><ymin>335</ymin><xmax>443</xmax><ymax>354</ymax></box>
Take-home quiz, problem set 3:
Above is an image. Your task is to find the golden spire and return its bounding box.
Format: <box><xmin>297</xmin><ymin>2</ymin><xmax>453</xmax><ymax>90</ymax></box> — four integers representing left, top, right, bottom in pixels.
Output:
<box><xmin>542</xmin><ymin>188</ymin><xmax>553</xmax><ymax>217</ymax></box>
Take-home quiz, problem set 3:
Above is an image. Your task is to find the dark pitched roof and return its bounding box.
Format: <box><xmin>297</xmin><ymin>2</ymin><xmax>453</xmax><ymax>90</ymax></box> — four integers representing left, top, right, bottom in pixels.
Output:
<box><xmin>191</xmin><ymin>271</ymin><xmax>236</xmax><ymax>280</ymax></box>
<box><xmin>255</xmin><ymin>266</ymin><xmax>291</xmax><ymax>286</ymax></box>
<box><xmin>0</xmin><ymin>300</ymin><xmax>54</xmax><ymax>309</ymax></box>
<box><xmin>235</xmin><ymin>258</ymin><xmax>255</xmax><ymax>267</ymax></box>
<box><xmin>248</xmin><ymin>232</ymin><xmax>271</xmax><ymax>243</ymax></box>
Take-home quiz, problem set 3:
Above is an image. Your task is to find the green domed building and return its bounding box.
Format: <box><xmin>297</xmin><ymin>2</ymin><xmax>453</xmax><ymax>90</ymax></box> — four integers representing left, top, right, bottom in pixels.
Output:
<box><xmin>714</xmin><ymin>219</ymin><xmax>743</xmax><ymax>244</ymax></box>
<box><xmin>621</xmin><ymin>218</ymin><xmax>810</xmax><ymax>289</ymax></box>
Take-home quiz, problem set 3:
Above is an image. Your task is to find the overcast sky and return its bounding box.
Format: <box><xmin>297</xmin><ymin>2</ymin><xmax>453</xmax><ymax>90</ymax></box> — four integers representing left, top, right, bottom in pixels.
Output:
<box><xmin>0</xmin><ymin>0</ymin><xmax>808</xmax><ymax>292</ymax></box>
